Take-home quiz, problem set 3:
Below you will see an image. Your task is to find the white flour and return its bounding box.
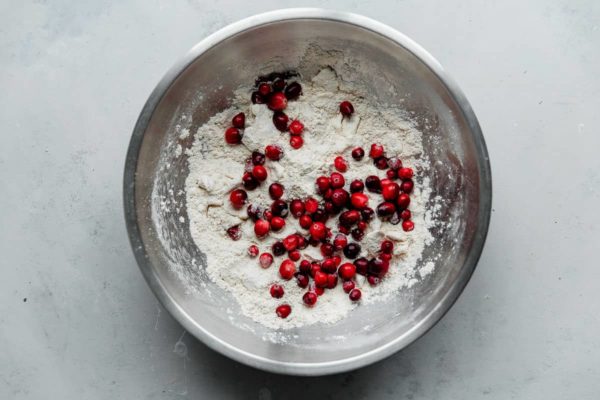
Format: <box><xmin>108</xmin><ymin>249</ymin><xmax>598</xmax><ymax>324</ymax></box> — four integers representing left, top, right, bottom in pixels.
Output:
<box><xmin>185</xmin><ymin>68</ymin><xmax>434</xmax><ymax>329</ymax></box>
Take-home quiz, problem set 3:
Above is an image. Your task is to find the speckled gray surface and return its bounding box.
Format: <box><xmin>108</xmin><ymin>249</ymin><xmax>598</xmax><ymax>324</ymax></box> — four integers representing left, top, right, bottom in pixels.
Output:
<box><xmin>1</xmin><ymin>0</ymin><xmax>599</xmax><ymax>398</ymax></box>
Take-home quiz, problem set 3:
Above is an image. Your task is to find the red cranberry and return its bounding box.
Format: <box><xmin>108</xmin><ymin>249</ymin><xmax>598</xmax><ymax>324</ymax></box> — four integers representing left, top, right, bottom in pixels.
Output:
<box><xmin>382</xmin><ymin>182</ymin><xmax>400</xmax><ymax>201</ymax></box>
<box><xmin>334</xmin><ymin>156</ymin><xmax>348</xmax><ymax>172</ymax></box>
<box><xmin>377</xmin><ymin>202</ymin><xmax>396</xmax><ymax>219</ymax></box>
<box><xmin>350</xmin><ymin>193</ymin><xmax>369</xmax><ymax>209</ymax></box>
<box><xmin>402</xmin><ymin>220</ymin><xmax>415</xmax><ymax>232</ymax></box>
<box><xmin>254</xmin><ymin>219</ymin><xmax>270</xmax><ymax>237</ymax></box>
<box><xmin>269</xmin><ymin>183</ymin><xmax>284</xmax><ymax>200</ymax></box>
<box><xmin>303</xmin><ymin>291</ymin><xmax>317</xmax><ymax>306</ymax></box>
<box><xmin>283</xmin><ymin>235</ymin><xmax>298</xmax><ymax>251</ymax></box>
<box><xmin>296</xmin><ymin>274</ymin><xmax>309</xmax><ymax>288</ymax></box>
<box><xmin>263</xmin><ymin>209</ymin><xmax>273</xmax><ymax>221</ymax></box>
<box><xmin>350</xmin><ymin>180</ymin><xmax>364</xmax><ymax>193</ymax></box>
<box><xmin>380</xmin><ymin>253</ymin><xmax>392</xmax><ymax>262</ymax></box>
<box><xmin>398</xmin><ymin>167</ymin><xmax>414</xmax><ymax>180</ymax></box>
<box><xmin>386</xmin><ymin>169</ymin><xmax>397</xmax><ymax>180</ymax></box>
<box><xmin>289</xmin><ymin>250</ymin><xmax>301</xmax><ymax>261</ymax></box>
<box><xmin>339</xmin><ymin>101</ymin><xmax>354</xmax><ymax>117</ymax></box>
<box><xmin>400</xmin><ymin>209</ymin><xmax>411</xmax><ymax>220</ymax></box>
<box><xmin>258</xmin><ymin>82</ymin><xmax>272</xmax><ymax>96</ymax></box>
<box><xmin>351</xmin><ymin>147</ymin><xmax>365</xmax><ymax>160</ymax></box>
<box><xmin>321</xmin><ymin>258</ymin><xmax>336</xmax><ymax>273</ymax></box>
<box><xmin>323</xmin><ymin>201</ymin><xmax>337</xmax><ymax>215</ymax></box>
<box><xmin>351</xmin><ymin>228</ymin><xmax>364</xmax><ymax>241</ymax></box>
<box><xmin>361</xmin><ymin>207</ymin><xmax>375</xmax><ymax>221</ymax></box>
<box><xmin>365</xmin><ymin>175</ymin><xmax>382</xmax><ymax>193</ymax></box>
<box><xmin>304</xmin><ymin>197</ymin><xmax>319</xmax><ymax>214</ymax></box>
<box><xmin>333</xmin><ymin>233</ymin><xmax>348</xmax><ymax>250</ymax></box>
<box><xmin>265</xmin><ymin>144</ymin><xmax>283</xmax><ymax>161</ymax></box>
<box><xmin>314</xmin><ymin>271</ymin><xmax>328</xmax><ymax>287</ymax></box>
<box><xmin>323</xmin><ymin>188</ymin><xmax>333</xmax><ymax>200</ymax></box>
<box><xmin>299</xmin><ymin>215</ymin><xmax>312</xmax><ymax>229</ymax></box>
<box><xmin>252</xmin><ymin>165</ymin><xmax>268</xmax><ymax>181</ymax></box>
<box><xmin>299</xmin><ymin>260</ymin><xmax>311</xmax><ymax>274</ymax></box>
<box><xmin>349</xmin><ymin>288</ymin><xmax>362</xmax><ymax>301</ymax></box>
<box><xmin>279</xmin><ymin>259</ymin><xmax>296</xmax><ymax>280</ymax></box>
<box><xmin>369</xmin><ymin>143</ymin><xmax>384</xmax><ymax>158</ymax></box>
<box><xmin>380</xmin><ymin>240</ymin><xmax>394</xmax><ymax>254</ymax></box>
<box><xmin>397</xmin><ymin>193</ymin><xmax>411</xmax><ymax>210</ymax></box>
<box><xmin>272</xmin><ymin>77</ymin><xmax>286</xmax><ymax>91</ymax></box>
<box><xmin>332</xmin><ymin>255</ymin><xmax>342</xmax><ymax>266</ymax></box>
<box><xmin>401</xmin><ymin>179</ymin><xmax>414</xmax><ymax>194</ymax></box>
<box><xmin>268</xmin><ymin>92</ymin><xmax>287</xmax><ymax>111</ymax></box>
<box><xmin>343</xmin><ymin>243</ymin><xmax>361</xmax><ymax>259</ymax></box>
<box><xmin>290</xmin><ymin>135</ymin><xmax>303</xmax><ymax>149</ymax></box>
<box><xmin>232</xmin><ymin>112</ymin><xmax>245</xmax><ymax>129</ymax></box>
<box><xmin>354</xmin><ymin>257</ymin><xmax>369</xmax><ymax>275</ymax></box>
<box><xmin>229</xmin><ymin>189</ymin><xmax>247</xmax><ymax>208</ymax></box>
<box><xmin>342</xmin><ymin>280</ymin><xmax>355</xmax><ymax>293</ymax></box>
<box><xmin>315</xmin><ymin>176</ymin><xmax>330</xmax><ymax>194</ymax></box>
<box><xmin>297</xmin><ymin>235</ymin><xmax>308</xmax><ymax>249</ymax></box>
<box><xmin>326</xmin><ymin>274</ymin><xmax>338</xmax><ymax>289</ymax></box>
<box><xmin>290</xmin><ymin>199</ymin><xmax>305</xmax><ymax>217</ymax></box>
<box><xmin>312</xmin><ymin>207</ymin><xmax>328</xmax><ymax>223</ymax></box>
<box><xmin>248</xmin><ymin>245</ymin><xmax>259</xmax><ymax>257</ymax></box>
<box><xmin>339</xmin><ymin>210</ymin><xmax>360</xmax><ymax>227</ymax></box>
<box><xmin>276</xmin><ymin>304</ymin><xmax>291</xmax><ymax>318</ymax></box>
<box><xmin>259</xmin><ymin>253</ymin><xmax>273</xmax><ymax>268</ymax></box>
<box><xmin>284</xmin><ymin>82</ymin><xmax>302</xmax><ymax>100</ymax></box>
<box><xmin>272</xmin><ymin>241</ymin><xmax>286</xmax><ymax>256</ymax></box>
<box><xmin>310</xmin><ymin>262</ymin><xmax>321</xmax><ymax>277</ymax></box>
<box><xmin>271</xmin><ymin>199</ymin><xmax>289</xmax><ymax>217</ymax></box>
<box><xmin>331</xmin><ymin>189</ymin><xmax>349</xmax><ymax>207</ymax></box>
<box><xmin>338</xmin><ymin>225</ymin><xmax>350</xmax><ymax>235</ymax></box>
<box><xmin>367</xmin><ymin>276</ymin><xmax>380</xmax><ymax>286</ymax></box>
<box><xmin>270</xmin><ymin>284</ymin><xmax>284</xmax><ymax>298</ymax></box>
<box><xmin>388</xmin><ymin>157</ymin><xmax>402</xmax><ymax>170</ymax></box>
<box><xmin>226</xmin><ymin>225</ymin><xmax>241</xmax><ymax>240</ymax></box>
<box><xmin>338</xmin><ymin>263</ymin><xmax>356</xmax><ymax>280</ymax></box>
<box><xmin>368</xmin><ymin>257</ymin><xmax>389</xmax><ymax>277</ymax></box>
<box><xmin>242</xmin><ymin>172</ymin><xmax>258</xmax><ymax>190</ymax></box>
<box><xmin>320</xmin><ymin>243</ymin><xmax>334</xmax><ymax>257</ymax></box>
<box><xmin>330</xmin><ymin>172</ymin><xmax>345</xmax><ymax>189</ymax></box>
<box><xmin>288</xmin><ymin>120</ymin><xmax>304</xmax><ymax>135</ymax></box>
<box><xmin>309</xmin><ymin>222</ymin><xmax>326</xmax><ymax>240</ymax></box>
<box><xmin>224</xmin><ymin>127</ymin><xmax>242</xmax><ymax>144</ymax></box>
<box><xmin>380</xmin><ymin>178</ymin><xmax>392</xmax><ymax>187</ymax></box>
<box><xmin>273</xmin><ymin>111</ymin><xmax>289</xmax><ymax>132</ymax></box>
<box><xmin>270</xmin><ymin>216</ymin><xmax>285</xmax><ymax>231</ymax></box>
<box><xmin>357</xmin><ymin>221</ymin><xmax>368</xmax><ymax>231</ymax></box>
<box><xmin>251</xmin><ymin>91</ymin><xmax>265</xmax><ymax>104</ymax></box>
<box><xmin>374</xmin><ymin>156</ymin><xmax>388</xmax><ymax>170</ymax></box>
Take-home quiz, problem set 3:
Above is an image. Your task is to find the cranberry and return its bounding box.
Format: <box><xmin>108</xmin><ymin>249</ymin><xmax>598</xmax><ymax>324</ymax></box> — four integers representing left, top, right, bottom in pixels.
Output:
<box><xmin>342</xmin><ymin>280</ymin><xmax>355</xmax><ymax>293</ymax></box>
<box><xmin>382</xmin><ymin>182</ymin><xmax>400</xmax><ymax>201</ymax></box>
<box><xmin>245</xmin><ymin>204</ymin><xmax>260</xmax><ymax>221</ymax></box>
<box><xmin>258</xmin><ymin>82</ymin><xmax>272</xmax><ymax>96</ymax></box>
<box><xmin>349</xmin><ymin>288</ymin><xmax>362</xmax><ymax>301</ymax></box>
<box><xmin>320</xmin><ymin>243</ymin><xmax>334</xmax><ymax>257</ymax></box>
<box><xmin>289</xmin><ymin>250</ymin><xmax>301</xmax><ymax>261</ymax></box>
<box><xmin>361</xmin><ymin>207</ymin><xmax>375</xmax><ymax>221</ymax></box>
<box><xmin>331</xmin><ymin>189</ymin><xmax>349</xmax><ymax>207</ymax></box>
<box><xmin>290</xmin><ymin>199</ymin><xmax>305</xmax><ymax>217</ymax></box>
<box><xmin>334</xmin><ymin>156</ymin><xmax>348</xmax><ymax>172</ymax></box>
<box><xmin>265</xmin><ymin>144</ymin><xmax>283</xmax><ymax>161</ymax></box>
<box><xmin>272</xmin><ymin>77</ymin><xmax>286</xmax><ymax>91</ymax></box>
<box><xmin>374</xmin><ymin>156</ymin><xmax>388</xmax><ymax>170</ymax></box>
<box><xmin>270</xmin><ymin>284</ymin><xmax>284</xmax><ymax>298</ymax></box>
<box><xmin>388</xmin><ymin>157</ymin><xmax>402</xmax><ymax>170</ymax></box>
<box><xmin>316</xmin><ymin>177</ymin><xmax>331</xmax><ymax>194</ymax></box>
<box><xmin>397</xmin><ymin>193</ymin><xmax>411</xmax><ymax>210</ymax></box>
<box><xmin>251</xmin><ymin>151</ymin><xmax>265</xmax><ymax>165</ymax></box>
<box><xmin>380</xmin><ymin>253</ymin><xmax>392</xmax><ymax>262</ymax></box>
<box><xmin>401</xmin><ymin>179</ymin><xmax>414</xmax><ymax>194</ymax></box>
<box><xmin>226</xmin><ymin>225</ymin><xmax>241</xmax><ymax>240</ymax></box>
<box><xmin>327</xmin><ymin>274</ymin><xmax>338</xmax><ymax>289</ymax></box>
<box><xmin>381</xmin><ymin>240</ymin><xmax>394</xmax><ymax>254</ymax></box>
<box><xmin>290</xmin><ymin>135</ymin><xmax>303</xmax><ymax>149</ymax></box>
<box><xmin>354</xmin><ymin>257</ymin><xmax>369</xmax><ymax>275</ymax></box>
<box><xmin>309</xmin><ymin>222</ymin><xmax>326</xmax><ymax>240</ymax></box>
<box><xmin>323</xmin><ymin>188</ymin><xmax>333</xmax><ymax>200</ymax></box>
<box><xmin>367</xmin><ymin>276</ymin><xmax>380</xmax><ymax>286</ymax></box>
<box><xmin>330</xmin><ymin>172</ymin><xmax>345</xmax><ymax>189</ymax></box>
<box><xmin>304</xmin><ymin>197</ymin><xmax>319</xmax><ymax>214</ymax></box>
<box><xmin>242</xmin><ymin>172</ymin><xmax>258</xmax><ymax>190</ymax></box>
<box><xmin>365</xmin><ymin>175</ymin><xmax>382</xmax><ymax>193</ymax></box>
<box><xmin>269</xmin><ymin>183</ymin><xmax>284</xmax><ymax>200</ymax></box>
<box><xmin>338</xmin><ymin>263</ymin><xmax>356</xmax><ymax>280</ymax></box>
<box><xmin>296</xmin><ymin>273</ymin><xmax>309</xmax><ymax>288</ymax></box>
<box><xmin>339</xmin><ymin>100</ymin><xmax>354</xmax><ymax>117</ymax></box>
<box><xmin>351</xmin><ymin>147</ymin><xmax>365</xmax><ymax>161</ymax></box>
<box><xmin>402</xmin><ymin>220</ymin><xmax>415</xmax><ymax>232</ymax></box>
<box><xmin>259</xmin><ymin>253</ymin><xmax>273</xmax><ymax>268</ymax></box>
<box><xmin>276</xmin><ymin>304</ymin><xmax>291</xmax><ymax>318</ymax></box>
<box><xmin>270</xmin><ymin>216</ymin><xmax>286</xmax><ymax>231</ymax></box>
<box><xmin>332</xmin><ymin>255</ymin><xmax>342</xmax><ymax>266</ymax></box>
<box><xmin>357</xmin><ymin>221</ymin><xmax>368</xmax><ymax>231</ymax></box>
<box><xmin>224</xmin><ymin>127</ymin><xmax>242</xmax><ymax>144</ymax></box>
<box><xmin>386</xmin><ymin>169</ymin><xmax>397</xmax><ymax>180</ymax></box>
<box><xmin>350</xmin><ymin>193</ymin><xmax>369</xmax><ymax>209</ymax></box>
<box><xmin>339</xmin><ymin>225</ymin><xmax>350</xmax><ymax>235</ymax></box>
<box><xmin>229</xmin><ymin>189</ymin><xmax>247</xmax><ymax>208</ymax></box>
<box><xmin>272</xmin><ymin>241</ymin><xmax>286</xmax><ymax>256</ymax></box>
<box><xmin>321</xmin><ymin>258</ymin><xmax>336</xmax><ymax>273</ymax></box>
<box><xmin>341</xmin><ymin>243</ymin><xmax>360</xmax><ymax>260</ymax></box>
<box><xmin>299</xmin><ymin>260</ymin><xmax>311</xmax><ymax>274</ymax></box>
<box><xmin>333</xmin><ymin>233</ymin><xmax>348</xmax><ymax>250</ymax></box>
<box><xmin>283</xmin><ymin>235</ymin><xmax>298</xmax><ymax>251</ymax></box>
<box><xmin>398</xmin><ymin>167</ymin><xmax>414</xmax><ymax>180</ymax></box>
<box><xmin>284</xmin><ymin>81</ymin><xmax>302</xmax><ymax>100</ymax></box>
<box><xmin>271</xmin><ymin>199</ymin><xmax>289</xmax><ymax>217</ymax></box>
<box><xmin>350</xmin><ymin>180</ymin><xmax>364</xmax><ymax>193</ymax></box>
<box><xmin>377</xmin><ymin>202</ymin><xmax>396</xmax><ymax>219</ymax></box>
<box><xmin>368</xmin><ymin>257</ymin><xmax>389</xmax><ymax>277</ymax></box>
<box><xmin>279</xmin><ymin>259</ymin><xmax>296</xmax><ymax>280</ymax></box>
<box><xmin>380</xmin><ymin>178</ymin><xmax>392</xmax><ymax>187</ymax></box>
<box><xmin>297</xmin><ymin>235</ymin><xmax>308</xmax><ymax>249</ymax></box>
<box><xmin>273</xmin><ymin>111</ymin><xmax>289</xmax><ymax>132</ymax></box>
<box><xmin>248</xmin><ymin>245</ymin><xmax>259</xmax><ymax>257</ymax></box>
<box><xmin>310</xmin><ymin>262</ymin><xmax>321</xmax><ymax>277</ymax></box>
<box><xmin>312</xmin><ymin>207</ymin><xmax>328</xmax><ymax>223</ymax></box>
<box><xmin>263</xmin><ymin>209</ymin><xmax>273</xmax><ymax>221</ymax></box>
<box><xmin>288</xmin><ymin>120</ymin><xmax>304</xmax><ymax>135</ymax></box>
<box><xmin>232</xmin><ymin>112</ymin><xmax>245</xmax><ymax>129</ymax></box>
<box><xmin>268</xmin><ymin>92</ymin><xmax>287</xmax><ymax>111</ymax></box>
<box><xmin>299</xmin><ymin>215</ymin><xmax>312</xmax><ymax>229</ymax></box>
<box><xmin>351</xmin><ymin>228</ymin><xmax>364</xmax><ymax>241</ymax></box>
<box><xmin>254</xmin><ymin>219</ymin><xmax>270</xmax><ymax>237</ymax></box>
<box><xmin>314</xmin><ymin>270</ymin><xmax>328</xmax><ymax>288</ymax></box>
<box><xmin>339</xmin><ymin>210</ymin><xmax>360</xmax><ymax>227</ymax></box>
<box><xmin>251</xmin><ymin>91</ymin><xmax>265</xmax><ymax>104</ymax></box>
<box><xmin>252</xmin><ymin>165</ymin><xmax>268</xmax><ymax>181</ymax></box>
<box><xmin>323</xmin><ymin>201</ymin><xmax>337</xmax><ymax>215</ymax></box>
<box><xmin>369</xmin><ymin>143</ymin><xmax>384</xmax><ymax>158</ymax></box>
<box><xmin>400</xmin><ymin>209</ymin><xmax>411</xmax><ymax>220</ymax></box>
<box><xmin>303</xmin><ymin>291</ymin><xmax>317</xmax><ymax>306</ymax></box>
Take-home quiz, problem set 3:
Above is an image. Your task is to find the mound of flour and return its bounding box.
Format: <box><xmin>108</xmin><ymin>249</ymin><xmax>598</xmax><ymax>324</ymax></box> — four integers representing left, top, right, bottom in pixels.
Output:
<box><xmin>184</xmin><ymin>68</ymin><xmax>434</xmax><ymax>329</ymax></box>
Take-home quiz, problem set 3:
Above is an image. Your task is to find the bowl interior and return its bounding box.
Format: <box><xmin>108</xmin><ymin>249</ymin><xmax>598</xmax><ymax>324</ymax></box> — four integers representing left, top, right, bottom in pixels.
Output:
<box><xmin>127</xmin><ymin>16</ymin><xmax>489</xmax><ymax>374</ymax></box>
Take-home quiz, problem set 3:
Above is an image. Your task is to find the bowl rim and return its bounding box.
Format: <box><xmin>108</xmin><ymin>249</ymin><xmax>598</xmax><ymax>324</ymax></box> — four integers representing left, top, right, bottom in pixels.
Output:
<box><xmin>123</xmin><ymin>8</ymin><xmax>492</xmax><ymax>376</ymax></box>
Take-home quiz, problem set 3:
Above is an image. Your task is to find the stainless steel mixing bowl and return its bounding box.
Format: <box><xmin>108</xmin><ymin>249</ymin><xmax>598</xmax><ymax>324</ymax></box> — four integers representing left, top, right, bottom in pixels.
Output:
<box><xmin>124</xmin><ymin>9</ymin><xmax>491</xmax><ymax>375</ymax></box>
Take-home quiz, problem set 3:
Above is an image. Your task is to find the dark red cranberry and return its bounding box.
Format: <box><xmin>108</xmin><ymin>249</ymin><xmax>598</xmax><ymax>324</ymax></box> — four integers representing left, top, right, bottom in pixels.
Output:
<box><xmin>342</xmin><ymin>280</ymin><xmax>355</xmax><ymax>293</ymax></box>
<box><xmin>320</xmin><ymin>243</ymin><xmax>334</xmax><ymax>257</ymax></box>
<box><xmin>276</xmin><ymin>304</ymin><xmax>291</xmax><ymax>318</ymax></box>
<box><xmin>354</xmin><ymin>257</ymin><xmax>369</xmax><ymax>275</ymax></box>
<box><xmin>381</xmin><ymin>240</ymin><xmax>394</xmax><ymax>254</ymax></box>
<box><xmin>339</xmin><ymin>101</ymin><xmax>354</xmax><ymax>117</ymax></box>
<box><xmin>299</xmin><ymin>214</ymin><xmax>312</xmax><ymax>229</ymax></box>
<box><xmin>386</xmin><ymin>169</ymin><xmax>397</xmax><ymax>180</ymax></box>
<box><xmin>330</xmin><ymin>172</ymin><xmax>345</xmax><ymax>189</ymax></box>
<box><xmin>402</xmin><ymin>220</ymin><xmax>415</xmax><ymax>232</ymax></box>
<box><xmin>400</xmin><ymin>209</ymin><xmax>411</xmax><ymax>220</ymax></box>
<box><xmin>339</xmin><ymin>210</ymin><xmax>360</xmax><ymax>227</ymax></box>
<box><xmin>303</xmin><ymin>291</ymin><xmax>317</xmax><ymax>306</ymax></box>
<box><xmin>304</xmin><ymin>197</ymin><xmax>319</xmax><ymax>214</ymax></box>
<box><xmin>333</xmin><ymin>233</ymin><xmax>348</xmax><ymax>250</ymax></box>
<box><xmin>331</xmin><ymin>189</ymin><xmax>349</xmax><ymax>207</ymax></box>
<box><xmin>288</xmin><ymin>120</ymin><xmax>304</xmax><ymax>135</ymax></box>
<box><xmin>310</xmin><ymin>262</ymin><xmax>321</xmax><ymax>277</ymax></box>
<box><xmin>351</xmin><ymin>147</ymin><xmax>365</xmax><ymax>160</ymax></box>
<box><xmin>323</xmin><ymin>188</ymin><xmax>333</xmax><ymax>200</ymax></box>
<box><xmin>242</xmin><ymin>172</ymin><xmax>258</xmax><ymax>190</ymax></box>
<box><xmin>269</xmin><ymin>183</ymin><xmax>284</xmax><ymax>200</ymax></box>
<box><xmin>377</xmin><ymin>202</ymin><xmax>396</xmax><ymax>219</ymax></box>
<box><xmin>284</xmin><ymin>81</ymin><xmax>302</xmax><ymax>100</ymax></box>
<box><xmin>365</xmin><ymin>175</ymin><xmax>382</xmax><ymax>193</ymax></box>
<box><xmin>226</xmin><ymin>225</ymin><xmax>241</xmax><ymax>240</ymax></box>
<box><xmin>315</xmin><ymin>176</ymin><xmax>330</xmax><ymax>194</ymax></box>
<box><xmin>247</xmin><ymin>245</ymin><xmax>259</xmax><ymax>257</ymax></box>
<box><xmin>224</xmin><ymin>127</ymin><xmax>242</xmax><ymax>144</ymax></box>
<box><xmin>232</xmin><ymin>112</ymin><xmax>245</xmax><ymax>129</ymax></box>
<box><xmin>357</xmin><ymin>221</ymin><xmax>368</xmax><ymax>231</ymax></box>
<box><xmin>254</xmin><ymin>219</ymin><xmax>270</xmax><ymax>237</ymax></box>
<box><xmin>297</xmin><ymin>235</ymin><xmax>308</xmax><ymax>249</ymax></box>
<box><xmin>326</xmin><ymin>274</ymin><xmax>338</xmax><ymax>289</ymax></box>
<box><xmin>299</xmin><ymin>260</ymin><xmax>311</xmax><ymax>274</ymax></box>
<box><xmin>350</xmin><ymin>180</ymin><xmax>364</xmax><ymax>193</ymax></box>
<box><xmin>388</xmin><ymin>157</ymin><xmax>402</xmax><ymax>170</ymax></box>
<box><xmin>368</xmin><ymin>257</ymin><xmax>389</xmax><ymax>277</ymax></box>
<box><xmin>351</xmin><ymin>229</ymin><xmax>364</xmax><ymax>241</ymax></box>
<box><xmin>361</xmin><ymin>207</ymin><xmax>375</xmax><ymax>222</ymax></box>
<box><xmin>350</xmin><ymin>193</ymin><xmax>369</xmax><ymax>209</ymax></box>
<box><xmin>270</xmin><ymin>216</ymin><xmax>285</xmax><ymax>231</ymax></box>
<box><xmin>258</xmin><ymin>82</ymin><xmax>272</xmax><ymax>97</ymax></box>
<box><xmin>321</xmin><ymin>258</ymin><xmax>336</xmax><ymax>273</ymax></box>
<box><xmin>374</xmin><ymin>156</ymin><xmax>388</xmax><ymax>170</ymax></box>
<box><xmin>401</xmin><ymin>179</ymin><xmax>414</xmax><ymax>194</ymax></box>
<box><xmin>270</xmin><ymin>284</ymin><xmax>284</xmax><ymax>298</ymax></box>
<box><xmin>338</xmin><ymin>225</ymin><xmax>350</xmax><ymax>235</ymax></box>
<box><xmin>229</xmin><ymin>189</ymin><xmax>247</xmax><ymax>209</ymax></box>
<box><xmin>251</xmin><ymin>91</ymin><xmax>265</xmax><ymax>104</ymax></box>
<box><xmin>273</xmin><ymin>111</ymin><xmax>289</xmax><ymax>132</ymax></box>
<box><xmin>297</xmin><ymin>273</ymin><xmax>309</xmax><ymax>288</ymax></box>
<box><xmin>338</xmin><ymin>263</ymin><xmax>356</xmax><ymax>280</ymax></box>
<box><xmin>382</xmin><ymin>182</ymin><xmax>400</xmax><ymax>201</ymax></box>
<box><xmin>349</xmin><ymin>288</ymin><xmax>362</xmax><ymax>301</ymax></box>
<box><xmin>268</xmin><ymin>92</ymin><xmax>287</xmax><ymax>111</ymax></box>
<box><xmin>397</xmin><ymin>193</ymin><xmax>411</xmax><ymax>210</ymax></box>
<box><xmin>265</xmin><ymin>144</ymin><xmax>283</xmax><ymax>161</ymax></box>
<box><xmin>398</xmin><ymin>167</ymin><xmax>414</xmax><ymax>180</ymax></box>
<box><xmin>259</xmin><ymin>252</ymin><xmax>273</xmax><ymax>268</ymax></box>
<box><xmin>324</xmin><ymin>201</ymin><xmax>339</xmax><ymax>215</ymax></box>
<box><xmin>343</xmin><ymin>243</ymin><xmax>361</xmax><ymax>259</ymax></box>
<box><xmin>312</xmin><ymin>207</ymin><xmax>328</xmax><ymax>223</ymax></box>
<box><xmin>334</xmin><ymin>156</ymin><xmax>348</xmax><ymax>172</ymax></box>
<box><xmin>251</xmin><ymin>151</ymin><xmax>265</xmax><ymax>165</ymax></box>
<box><xmin>272</xmin><ymin>241</ymin><xmax>286</xmax><ymax>256</ymax></box>
<box><xmin>271</xmin><ymin>200</ymin><xmax>289</xmax><ymax>218</ymax></box>
<box><xmin>272</xmin><ymin>77</ymin><xmax>286</xmax><ymax>91</ymax></box>
<box><xmin>289</xmin><ymin>199</ymin><xmax>305</xmax><ymax>217</ymax></box>
<box><xmin>369</xmin><ymin>143</ymin><xmax>384</xmax><ymax>158</ymax></box>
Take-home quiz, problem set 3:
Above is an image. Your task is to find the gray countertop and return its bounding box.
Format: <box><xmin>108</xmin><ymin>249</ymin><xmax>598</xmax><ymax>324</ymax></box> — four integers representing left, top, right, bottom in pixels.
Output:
<box><xmin>2</xmin><ymin>1</ymin><xmax>599</xmax><ymax>398</ymax></box>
